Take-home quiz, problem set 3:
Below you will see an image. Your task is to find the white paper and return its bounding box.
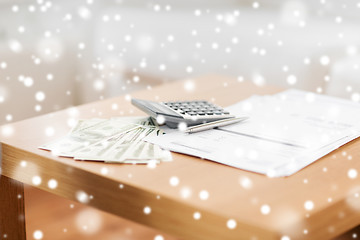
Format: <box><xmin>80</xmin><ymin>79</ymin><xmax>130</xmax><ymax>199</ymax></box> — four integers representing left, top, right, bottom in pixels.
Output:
<box><xmin>145</xmin><ymin>89</ymin><xmax>360</xmax><ymax>177</ymax></box>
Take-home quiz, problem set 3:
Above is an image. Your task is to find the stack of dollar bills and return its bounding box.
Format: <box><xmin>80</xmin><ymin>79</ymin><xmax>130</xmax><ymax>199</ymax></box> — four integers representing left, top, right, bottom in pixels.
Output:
<box><xmin>39</xmin><ymin>117</ymin><xmax>172</xmax><ymax>164</ymax></box>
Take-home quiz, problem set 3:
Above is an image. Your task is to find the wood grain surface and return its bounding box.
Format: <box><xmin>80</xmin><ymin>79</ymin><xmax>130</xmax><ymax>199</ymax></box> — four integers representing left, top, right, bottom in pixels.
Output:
<box><xmin>1</xmin><ymin>75</ymin><xmax>360</xmax><ymax>239</ymax></box>
<box><xmin>0</xmin><ymin>175</ymin><xmax>26</xmax><ymax>240</ymax></box>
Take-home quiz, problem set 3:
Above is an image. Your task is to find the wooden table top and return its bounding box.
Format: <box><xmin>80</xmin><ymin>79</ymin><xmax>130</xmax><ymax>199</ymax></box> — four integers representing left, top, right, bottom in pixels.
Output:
<box><xmin>1</xmin><ymin>75</ymin><xmax>360</xmax><ymax>240</ymax></box>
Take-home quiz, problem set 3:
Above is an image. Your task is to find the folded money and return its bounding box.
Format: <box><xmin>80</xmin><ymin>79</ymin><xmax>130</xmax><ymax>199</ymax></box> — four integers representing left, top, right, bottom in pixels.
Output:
<box><xmin>39</xmin><ymin>117</ymin><xmax>172</xmax><ymax>164</ymax></box>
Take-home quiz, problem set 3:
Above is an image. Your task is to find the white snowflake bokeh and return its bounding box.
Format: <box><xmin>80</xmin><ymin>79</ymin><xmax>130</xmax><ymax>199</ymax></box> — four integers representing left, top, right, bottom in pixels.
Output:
<box><xmin>1</xmin><ymin>0</ymin><xmax>360</xmax><ymax>239</ymax></box>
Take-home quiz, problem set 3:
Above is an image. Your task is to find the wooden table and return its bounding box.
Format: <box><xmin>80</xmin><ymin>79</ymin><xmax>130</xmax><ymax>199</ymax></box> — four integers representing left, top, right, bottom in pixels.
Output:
<box><xmin>1</xmin><ymin>75</ymin><xmax>360</xmax><ymax>240</ymax></box>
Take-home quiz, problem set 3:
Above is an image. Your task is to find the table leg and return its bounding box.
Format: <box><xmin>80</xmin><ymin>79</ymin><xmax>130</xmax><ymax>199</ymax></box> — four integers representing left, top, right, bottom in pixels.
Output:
<box><xmin>334</xmin><ymin>225</ymin><xmax>360</xmax><ymax>240</ymax></box>
<box><xmin>0</xmin><ymin>175</ymin><xmax>26</xmax><ymax>240</ymax></box>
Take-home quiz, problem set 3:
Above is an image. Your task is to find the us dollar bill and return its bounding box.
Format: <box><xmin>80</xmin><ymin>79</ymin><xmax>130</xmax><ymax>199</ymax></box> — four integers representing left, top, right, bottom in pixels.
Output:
<box><xmin>39</xmin><ymin>117</ymin><xmax>171</xmax><ymax>163</ymax></box>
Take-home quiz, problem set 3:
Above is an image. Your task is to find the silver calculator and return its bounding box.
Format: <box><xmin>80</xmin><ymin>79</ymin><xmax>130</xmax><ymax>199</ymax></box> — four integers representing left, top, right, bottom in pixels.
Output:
<box><xmin>131</xmin><ymin>98</ymin><xmax>235</xmax><ymax>128</ymax></box>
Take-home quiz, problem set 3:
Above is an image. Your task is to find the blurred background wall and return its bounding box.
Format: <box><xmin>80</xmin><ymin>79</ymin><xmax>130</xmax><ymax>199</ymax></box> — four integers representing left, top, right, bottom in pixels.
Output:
<box><xmin>1</xmin><ymin>0</ymin><xmax>360</xmax><ymax>125</ymax></box>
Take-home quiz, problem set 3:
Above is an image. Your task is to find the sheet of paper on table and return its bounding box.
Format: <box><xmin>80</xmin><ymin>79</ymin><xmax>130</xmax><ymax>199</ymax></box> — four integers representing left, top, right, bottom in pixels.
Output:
<box><xmin>145</xmin><ymin>89</ymin><xmax>360</xmax><ymax>177</ymax></box>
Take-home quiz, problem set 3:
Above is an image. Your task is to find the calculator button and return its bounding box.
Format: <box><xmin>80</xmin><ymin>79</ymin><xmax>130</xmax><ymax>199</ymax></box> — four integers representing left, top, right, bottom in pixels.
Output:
<box><xmin>161</xmin><ymin>100</ymin><xmax>232</xmax><ymax>120</ymax></box>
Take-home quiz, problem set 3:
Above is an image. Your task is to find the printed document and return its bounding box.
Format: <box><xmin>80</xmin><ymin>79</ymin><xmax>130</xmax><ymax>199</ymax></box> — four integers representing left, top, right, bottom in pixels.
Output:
<box><xmin>145</xmin><ymin>89</ymin><xmax>360</xmax><ymax>177</ymax></box>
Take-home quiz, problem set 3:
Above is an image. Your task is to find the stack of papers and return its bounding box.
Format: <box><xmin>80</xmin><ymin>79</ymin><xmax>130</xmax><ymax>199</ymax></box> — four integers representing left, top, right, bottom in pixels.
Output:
<box><xmin>40</xmin><ymin>117</ymin><xmax>172</xmax><ymax>164</ymax></box>
<box><xmin>146</xmin><ymin>90</ymin><xmax>360</xmax><ymax>177</ymax></box>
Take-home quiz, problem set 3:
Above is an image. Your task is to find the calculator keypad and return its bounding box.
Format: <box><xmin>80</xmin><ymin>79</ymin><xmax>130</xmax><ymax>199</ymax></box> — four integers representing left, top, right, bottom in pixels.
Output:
<box><xmin>163</xmin><ymin>101</ymin><xmax>230</xmax><ymax>118</ymax></box>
